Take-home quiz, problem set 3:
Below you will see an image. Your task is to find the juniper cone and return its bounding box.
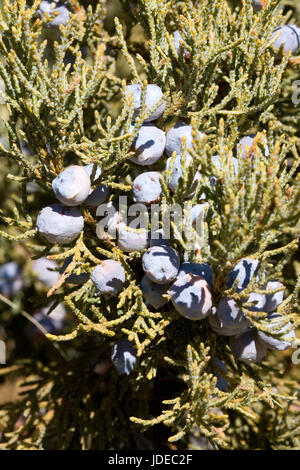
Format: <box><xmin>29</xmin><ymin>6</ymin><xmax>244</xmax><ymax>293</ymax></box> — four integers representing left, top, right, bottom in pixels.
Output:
<box><xmin>25</xmin><ymin>303</ymin><xmax>67</xmax><ymax>338</ymax></box>
<box><xmin>165</xmin><ymin>122</ymin><xmax>205</xmax><ymax>158</ymax></box>
<box><xmin>246</xmin><ymin>280</ymin><xmax>285</xmax><ymax>312</ymax></box>
<box><xmin>190</xmin><ymin>203</ymin><xmax>209</xmax><ymax>224</ymax></box>
<box><xmin>129</xmin><ymin>124</ymin><xmax>166</xmax><ymax>166</ymax></box>
<box><xmin>60</xmin><ymin>256</ymin><xmax>90</xmax><ymax>285</ymax></box>
<box><xmin>272</xmin><ymin>25</ymin><xmax>300</xmax><ymax>54</ymax></box>
<box><xmin>140</xmin><ymin>274</ymin><xmax>170</xmax><ymax>309</ymax></box>
<box><xmin>264</xmin><ymin>281</ymin><xmax>285</xmax><ymax>311</ymax></box>
<box><xmin>173</xmin><ymin>30</ymin><xmax>191</xmax><ymax>59</ymax></box>
<box><xmin>36</xmin><ymin>204</ymin><xmax>84</xmax><ymax>245</ymax></box>
<box><xmin>96</xmin><ymin>201</ymin><xmax>122</xmax><ymax>241</ymax></box>
<box><xmin>52</xmin><ymin>165</ymin><xmax>91</xmax><ymax>206</ymax></box>
<box><xmin>227</xmin><ymin>258</ymin><xmax>260</xmax><ymax>293</ymax></box>
<box><xmin>173</xmin><ymin>30</ymin><xmax>183</xmax><ymax>53</ymax></box>
<box><xmin>149</xmin><ymin>228</ymin><xmax>169</xmax><ymax>247</ymax></box>
<box><xmin>165</xmin><ymin>153</ymin><xmax>201</xmax><ymax>194</ymax></box>
<box><xmin>142</xmin><ymin>245</ymin><xmax>180</xmax><ymax>284</ymax></box>
<box><xmin>265</xmin><ymin>281</ymin><xmax>285</xmax><ymax>312</ymax></box>
<box><xmin>168</xmin><ymin>273</ymin><xmax>213</xmax><ymax>320</ymax></box>
<box><xmin>209</xmin><ymin>154</ymin><xmax>238</xmax><ymax>187</ymax></box>
<box><xmin>84</xmin><ymin>163</ymin><xmax>102</xmax><ymax>182</ymax></box>
<box><xmin>209</xmin><ymin>297</ymin><xmax>251</xmax><ymax>336</ymax></box>
<box><xmin>84</xmin><ymin>184</ymin><xmax>109</xmax><ymax>207</ymax></box>
<box><xmin>230</xmin><ymin>330</ymin><xmax>267</xmax><ymax>364</ymax></box>
<box><xmin>125</xmin><ymin>84</ymin><xmax>166</xmax><ymax>122</ymax></box>
<box><xmin>0</xmin><ymin>0</ymin><xmax>299</xmax><ymax>451</ymax></box>
<box><xmin>178</xmin><ymin>262</ymin><xmax>213</xmax><ymax>288</ymax></box>
<box><xmin>252</xmin><ymin>0</ymin><xmax>264</xmax><ymax>10</ymax></box>
<box><xmin>91</xmin><ymin>260</ymin><xmax>125</xmax><ymax>296</ymax></box>
<box><xmin>237</xmin><ymin>134</ymin><xmax>270</xmax><ymax>160</ymax></box>
<box><xmin>213</xmin><ymin>358</ymin><xmax>228</xmax><ymax>392</ymax></box>
<box><xmin>132</xmin><ymin>171</ymin><xmax>162</xmax><ymax>204</ymax></box>
<box><xmin>117</xmin><ymin>221</ymin><xmax>149</xmax><ymax>252</ymax></box>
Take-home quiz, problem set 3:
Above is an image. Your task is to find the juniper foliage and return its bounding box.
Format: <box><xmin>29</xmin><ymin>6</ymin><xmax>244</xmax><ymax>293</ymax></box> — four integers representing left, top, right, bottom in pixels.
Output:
<box><xmin>0</xmin><ymin>0</ymin><xmax>299</xmax><ymax>450</ymax></box>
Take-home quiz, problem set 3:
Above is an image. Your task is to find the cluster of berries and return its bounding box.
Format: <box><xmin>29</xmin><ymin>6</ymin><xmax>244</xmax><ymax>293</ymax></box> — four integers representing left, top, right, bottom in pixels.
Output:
<box><xmin>209</xmin><ymin>258</ymin><xmax>295</xmax><ymax>363</ymax></box>
<box><xmin>5</xmin><ymin>2</ymin><xmax>298</xmax><ymax>376</ymax></box>
<box><xmin>111</xmin><ymin>256</ymin><xmax>295</xmax><ymax>375</ymax></box>
<box><xmin>30</xmin><ymin>81</ymin><xmax>295</xmax><ymax>375</ymax></box>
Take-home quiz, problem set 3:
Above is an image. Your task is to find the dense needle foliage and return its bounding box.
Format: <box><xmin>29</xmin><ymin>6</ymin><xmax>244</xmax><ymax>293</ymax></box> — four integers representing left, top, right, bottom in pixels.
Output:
<box><xmin>0</xmin><ymin>0</ymin><xmax>299</xmax><ymax>450</ymax></box>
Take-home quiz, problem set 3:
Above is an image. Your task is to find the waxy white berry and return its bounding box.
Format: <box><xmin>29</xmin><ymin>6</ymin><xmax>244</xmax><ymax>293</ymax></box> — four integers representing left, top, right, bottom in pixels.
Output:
<box><xmin>132</xmin><ymin>171</ymin><xmax>162</xmax><ymax>204</ymax></box>
<box><xmin>117</xmin><ymin>221</ymin><xmax>149</xmax><ymax>253</ymax></box>
<box><xmin>272</xmin><ymin>25</ymin><xmax>300</xmax><ymax>54</ymax></box>
<box><xmin>165</xmin><ymin>122</ymin><xmax>204</xmax><ymax>158</ymax></box>
<box><xmin>230</xmin><ymin>330</ymin><xmax>267</xmax><ymax>364</ymax></box>
<box><xmin>209</xmin><ymin>297</ymin><xmax>251</xmax><ymax>336</ymax></box>
<box><xmin>227</xmin><ymin>258</ymin><xmax>260</xmax><ymax>293</ymax></box>
<box><xmin>178</xmin><ymin>262</ymin><xmax>213</xmax><ymax>288</ymax></box>
<box><xmin>91</xmin><ymin>260</ymin><xmax>125</xmax><ymax>296</ymax></box>
<box><xmin>165</xmin><ymin>153</ymin><xmax>201</xmax><ymax>194</ymax></box>
<box><xmin>129</xmin><ymin>124</ymin><xmax>166</xmax><ymax>166</ymax></box>
<box><xmin>140</xmin><ymin>275</ymin><xmax>170</xmax><ymax>309</ymax></box>
<box><xmin>125</xmin><ymin>84</ymin><xmax>166</xmax><ymax>122</ymax></box>
<box><xmin>52</xmin><ymin>165</ymin><xmax>91</xmax><ymax>206</ymax></box>
<box><xmin>150</xmin><ymin>228</ymin><xmax>169</xmax><ymax>247</ymax></box>
<box><xmin>168</xmin><ymin>273</ymin><xmax>213</xmax><ymax>320</ymax></box>
<box><xmin>142</xmin><ymin>245</ymin><xmax>180</xmax><ymax>285</ymax></box>
<box><xmin>60</xmin><ymin>256</ymin><xmax>90</xmax><ymax>285</ymax></box>
<box><xmin>36</xmin><ymin>203</ymin><xmax>84</xmax><ymax>245</ymax></box>
<box><xmin>237</xmin><ymin>134</ymin><xmax>269</xmax><ymax>160</ymax></box>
